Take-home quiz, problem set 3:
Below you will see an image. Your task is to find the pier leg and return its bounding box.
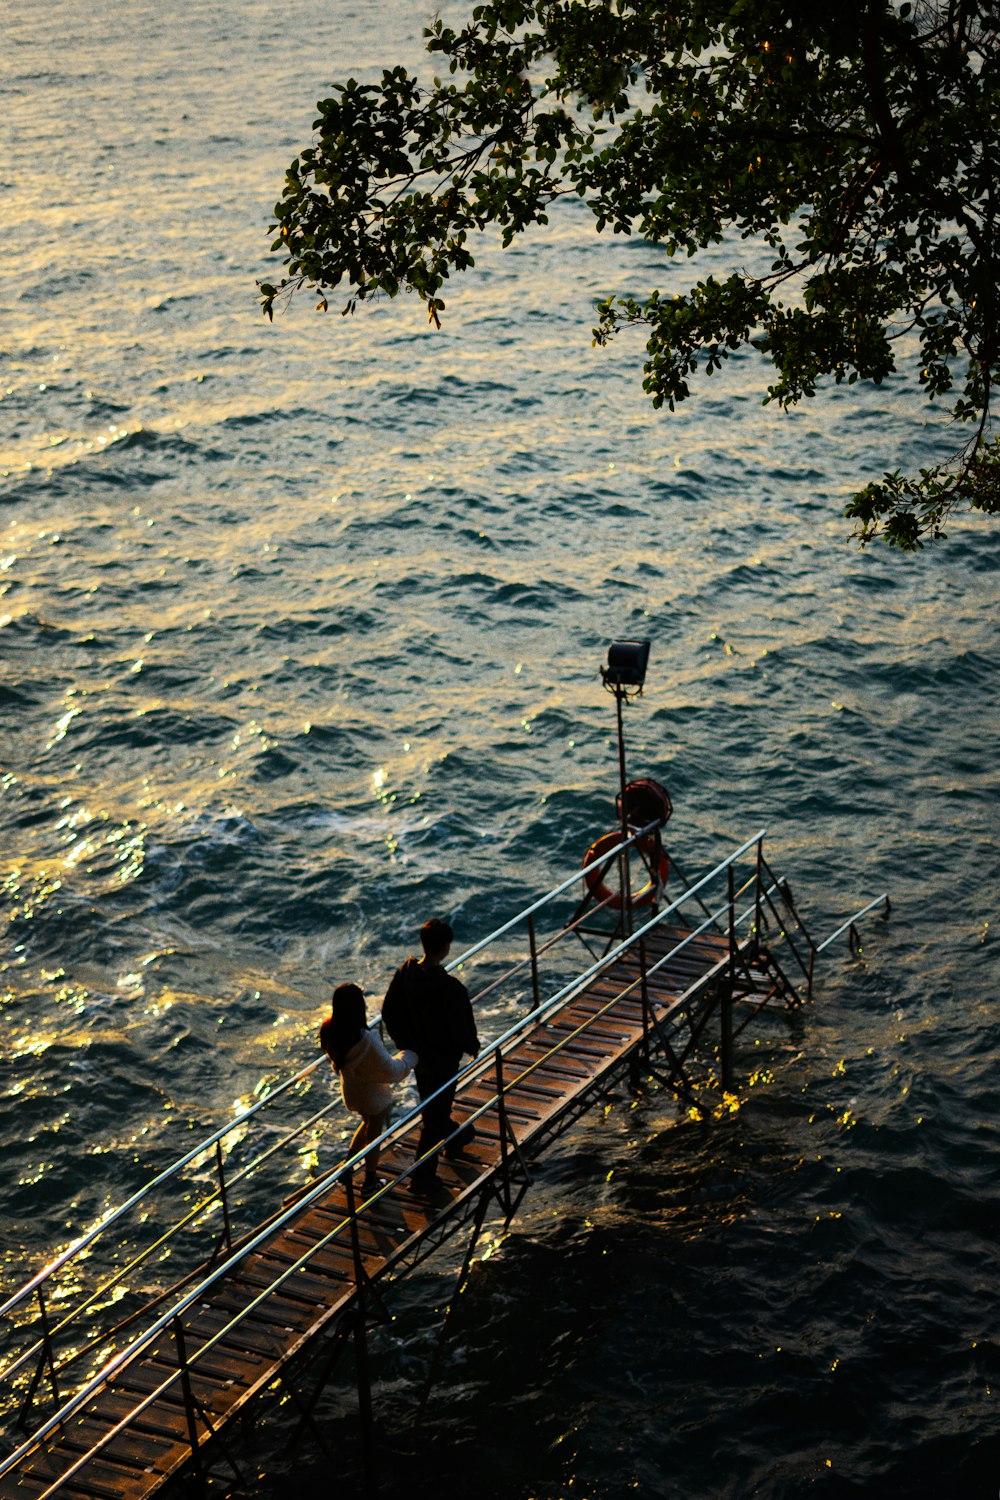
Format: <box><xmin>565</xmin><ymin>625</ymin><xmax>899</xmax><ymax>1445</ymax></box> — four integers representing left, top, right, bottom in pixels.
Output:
<box><xmin>353</xmin><ymin>1305</ymin><xmax>377</xmax><ymax>1500</ymax></box>
<box><xmin>528</xmin><ymin>913</ymin><xmax>540</xmax><ymax>1009</ymax></box>
<box><xmin>494</xmin><ymin>1049</ymin><xmax>531</xmax><ymax>1223</ymax></box>
<box><xmin>720</xmin><ymin>987</ymin><xmax>734</xmax><ymax>1092</ymax></box>
<box><xmin>631</xmin><ymin>935</ymin><xmax>651</xmax><ymax>1090</ymax></box>
<box><xmin>215</xmin><ymin>1140</ymin><xmax>233</xmax><ymax>1253</ymax></box>
<box><xmin>417</xmin><ymin>1187</ymin><xmax>492</xmax><ymax>1415</ymax></box>
<box><xmin>722</xmin><ymin>868</ymin><xmax>736</xmax><ymax>1091</ymax></box>
<box><xmin>345</xmin><ymin>1174</ymin><xmax>378</xmax><ymax>1500</ymax></box>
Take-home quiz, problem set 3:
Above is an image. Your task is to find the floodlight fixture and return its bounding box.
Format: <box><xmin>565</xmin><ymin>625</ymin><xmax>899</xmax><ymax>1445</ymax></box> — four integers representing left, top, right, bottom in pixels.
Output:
<box><xmin>601</xmin><ymin>639</ymin><xmax>650</xmax><ymax>694</ymax></box>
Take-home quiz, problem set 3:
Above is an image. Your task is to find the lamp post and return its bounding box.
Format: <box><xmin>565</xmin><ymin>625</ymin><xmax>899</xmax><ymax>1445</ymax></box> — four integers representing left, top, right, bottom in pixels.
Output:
<box><xmin>600</xmin><ymin>639</ymin><xmax>650</xmax><ymax>933</ymax></box>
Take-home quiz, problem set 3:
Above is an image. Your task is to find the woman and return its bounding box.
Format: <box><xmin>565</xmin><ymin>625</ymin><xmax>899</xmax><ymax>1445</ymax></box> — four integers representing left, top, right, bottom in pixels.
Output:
<box><xmin>320</xmin><ymin>983</ymin><xmax>417</xmax><ymax>1195</ymax></box>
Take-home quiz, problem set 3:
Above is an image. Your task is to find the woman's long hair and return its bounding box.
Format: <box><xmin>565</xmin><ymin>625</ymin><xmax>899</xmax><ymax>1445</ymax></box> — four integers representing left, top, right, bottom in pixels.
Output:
<box><xmin>319</xmin><ymin>983</ymin><xmax>367</xmax><ymax>1070</ymax></box>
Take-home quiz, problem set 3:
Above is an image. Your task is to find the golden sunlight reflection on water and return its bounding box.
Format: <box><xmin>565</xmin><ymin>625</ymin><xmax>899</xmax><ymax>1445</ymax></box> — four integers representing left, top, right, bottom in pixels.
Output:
<box><xmin>1</xmin><ymin>4</ymin><xmax>997</xmax><ymax>1496</ymax></box>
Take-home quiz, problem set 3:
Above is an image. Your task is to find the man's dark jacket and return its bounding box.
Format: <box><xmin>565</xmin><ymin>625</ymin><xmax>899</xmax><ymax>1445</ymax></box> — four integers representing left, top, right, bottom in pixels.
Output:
<box><xmin>381</xmin><ymin>957</ymin><xmax>479</xmax><ymax>1074</ymax></box>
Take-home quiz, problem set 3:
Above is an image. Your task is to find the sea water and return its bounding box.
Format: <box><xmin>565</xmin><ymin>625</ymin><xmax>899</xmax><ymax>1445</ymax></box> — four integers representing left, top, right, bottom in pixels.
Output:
<box><xmin>2</xmin><ymin>2</ymin><xmax>998</xmax><ymax>1495</ymax></box>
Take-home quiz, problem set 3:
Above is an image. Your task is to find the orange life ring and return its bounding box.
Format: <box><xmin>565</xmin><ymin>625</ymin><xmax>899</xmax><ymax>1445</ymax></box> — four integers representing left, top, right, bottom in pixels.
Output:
<box><xmin>582</xmin><ymin>830</ymin><xmax>669</xmax><ymax>911</ymax></box>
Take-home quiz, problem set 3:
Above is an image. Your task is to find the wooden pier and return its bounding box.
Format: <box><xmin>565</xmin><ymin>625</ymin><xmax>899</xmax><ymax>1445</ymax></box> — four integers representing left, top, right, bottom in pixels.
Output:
<box><xmin>0</xmin><ymin>827</ymin><xmax>884</xmax><ymax>1499</ymax></box>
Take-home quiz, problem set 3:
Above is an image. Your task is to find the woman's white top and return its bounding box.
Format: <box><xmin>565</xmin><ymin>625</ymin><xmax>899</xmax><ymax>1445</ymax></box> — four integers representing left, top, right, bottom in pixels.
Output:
<box><xmin>337</xmin><ymin>1030</ymin><xmax>417</xmax><ymax>1117</ymax></box>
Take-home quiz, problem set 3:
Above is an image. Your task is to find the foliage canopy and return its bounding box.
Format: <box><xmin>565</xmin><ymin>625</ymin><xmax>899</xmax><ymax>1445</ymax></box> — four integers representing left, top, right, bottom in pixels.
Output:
<box><xmin>263</xmin><ymin>1</ymin><xmax>1000</xmax><ymax>548</ymax></box>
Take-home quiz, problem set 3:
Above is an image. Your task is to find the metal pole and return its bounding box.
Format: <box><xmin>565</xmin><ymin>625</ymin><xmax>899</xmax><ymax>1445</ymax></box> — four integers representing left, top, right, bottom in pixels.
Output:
<box><xmin>722</xmin><ymin>865</ymin><xmax>736</xmax><ymax>1090</ymax></box>
<box><xmin>344</xmin><ymin>1175</ymin><xmax>377</xmax><ymax>1500</ymax></box>
<box><xmin>639</xmin><ymin>934</ymin><xmax>651</xmax><ymax>1057</ymax></box>
<box><xmin>215</xmin><ymin>1141</ymin><xmax>233</xmax><ymax>1253</ymax></box>
<box><xmin>615</xmin><ymin>684</ymin><xmax>632</xmax><ymax>937</ymax></box>
<box><xmin>527</xmin><ymin>913</ymin><xmax>540</xmax><ymax>1009</ymax></box>
<box><xmin>495</xmin><ymin>1047</ymin><xmax>511</xmax><ymax>1219</ymax></box>
<box><xmin>174</xmin><ymin>1316</ymin><xmax>204</xmax><ymax>1490</ymax></box>
<box><xmin>754</xmin><ymin>837</ymin><xmax>763</xmax><ymax>959</ymax></box>
<box><xmin>38</xmin><ymin>1285</ymin><xmax>61</xmax><ymax>1414</ymax></box>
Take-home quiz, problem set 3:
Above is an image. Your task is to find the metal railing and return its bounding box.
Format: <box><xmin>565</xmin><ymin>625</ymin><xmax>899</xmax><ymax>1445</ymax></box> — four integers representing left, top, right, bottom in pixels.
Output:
<box><xmin>0</xmin><ymin>826</ymin><xmax>771</xmax><ymax>1485</ymax></box>
<box><xmin>0</xmin><ymin>822</ymin><xmax>888</xmax><ymax>1480</ymax></box>
<box><xmin>0</xmin><ymin>819</ymin><xmax>662</xmax><ymax>1435</ymax></box>
<box><xmin>816</xmin><ymin>893</ymin><xmax>891</xmax><ymax>955</ymax></box>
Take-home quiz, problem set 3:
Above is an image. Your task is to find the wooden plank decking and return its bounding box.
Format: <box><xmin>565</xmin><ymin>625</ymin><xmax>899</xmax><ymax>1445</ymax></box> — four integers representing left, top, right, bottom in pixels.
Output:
<box><xmin>1</xmin><ymin>922</ymin><xmax>751</xmax><ymax>1499</ymax></box>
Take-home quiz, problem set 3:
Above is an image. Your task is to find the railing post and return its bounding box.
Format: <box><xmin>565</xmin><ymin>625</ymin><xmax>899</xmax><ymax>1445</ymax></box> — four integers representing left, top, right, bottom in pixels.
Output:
<box><xmin>619</xmin><ymin>845</ymin><xmax>633</xmax><ymax>939</ymax></box>
<box><xmin>344</xmin><ymin>1174</ymin><xmax>365</xmax><ymax>1289</ymax></box>
<box><xmin>754</xmin><ymin>836</ymin><xmax>763</xmax><ymax>959</ymax></box>
<box><xmin>527</xmin><ymin>914</ymin><xmax>540</xmax><ymax>1009</ymax></box>
<box><xmin>721</xmin><ymin>865</ymin><xmax>735</xmax><ymax>1091</ymax></box>
<box><xmin>344</xmin><ymin>1175</ymin><xmax>377</xmax><ymax>1500</ymax></box>
<box><xmin>495</xmin><ymin>1047</ymin><xmax>512</xmax><ymax>1217</ymax></box>
<box><xmin>37</xmin><ymin>1285</ymin><xmax>60</xmax><ymax>1414</ymax></box>
<box><xmin>627</xmin><ymin>933</ymin><xmax>652</xmax><ymax>1090</ymax></box>
<box><xmin>495</xmin><ymin>1047</ymin><xmax>507</xmax><ymax>1172</ymax></box>
<box><xmin>174</xmin><ymin>1315</ymin><xmax>204</xmax><ymax>1488</ymax></box>
<box><xmin>639</xmin><ymin>934</ymin><xmax>651</xmax><ymax>1056</ymax></box>
<box><xmin>215</xmin><ymin>1140</ymin><xmax>233</xmax><ymax>1253</ymax></box>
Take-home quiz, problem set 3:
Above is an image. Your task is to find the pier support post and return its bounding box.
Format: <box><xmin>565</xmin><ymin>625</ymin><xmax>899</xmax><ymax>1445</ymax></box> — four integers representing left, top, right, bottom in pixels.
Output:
<box><xmin>722</xmin><ymin>866</ymin><xmax>736</xmax><ymax>1091</ymax></box>
<box><xmin>215</xmin><ymin>1140</ymin><xmax>233</xmax><ymax>1254</ymax></box>
<box><xmin>345</xmin><ymin>1175</ymin><xmax>377</xmax><ymax>1500</ymax></box>
<box><xmin>528</xmin><ymin>914</ymin><xmax>540</xmax><ymax>1009</ymax></box>
<box><xmin>495</xmin><ymin>1048</ymin><xmax>512</xmax><ymax>1220</ymax></box>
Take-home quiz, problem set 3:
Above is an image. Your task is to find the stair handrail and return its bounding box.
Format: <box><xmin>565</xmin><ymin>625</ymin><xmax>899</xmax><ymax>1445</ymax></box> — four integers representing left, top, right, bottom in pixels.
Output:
<box><xmin>815</xmin><ymin>894</ymin><xmax>891</xmax><ymax>954</ymax></box>
<box><xmin>0</xmin><ymin>820</ymin><xmax>660</xmax><ymax>1332</ymax></box>
<box><xmin>0</xmin><ymin>1055</ymin><xmax>327</xmax><ymax>1324</ymax></box>
<box><xmin>0</xmin><ymin>829</ymin><xmax>770</xmax><ymax>1477</ymax></box>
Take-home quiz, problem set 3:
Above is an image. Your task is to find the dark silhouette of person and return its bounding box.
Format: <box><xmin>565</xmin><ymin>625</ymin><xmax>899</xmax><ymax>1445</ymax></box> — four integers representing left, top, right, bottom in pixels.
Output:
<box><xmin>381</xmin><ymin>917</ymin><xmax>480</xmax><ymax>1191</ymax></box>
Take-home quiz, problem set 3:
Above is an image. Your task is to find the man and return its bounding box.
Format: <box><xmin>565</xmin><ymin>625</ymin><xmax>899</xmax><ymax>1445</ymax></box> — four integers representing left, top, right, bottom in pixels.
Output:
<box><xmin>381</xmin><ymin>917</ymin><xmax>480</xmax><ymax>1191</ymax></box>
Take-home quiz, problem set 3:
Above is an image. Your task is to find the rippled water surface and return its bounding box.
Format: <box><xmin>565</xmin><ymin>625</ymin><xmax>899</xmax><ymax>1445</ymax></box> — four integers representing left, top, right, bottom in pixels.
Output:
<box><xmin>3</xmin><ymin>2</ymin><xmax>998</xmax><ymax>1496</ymax></box>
